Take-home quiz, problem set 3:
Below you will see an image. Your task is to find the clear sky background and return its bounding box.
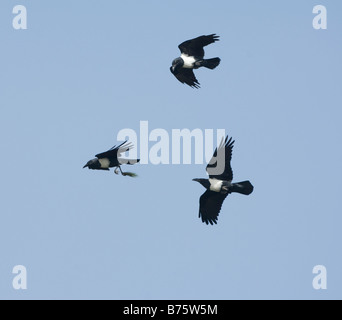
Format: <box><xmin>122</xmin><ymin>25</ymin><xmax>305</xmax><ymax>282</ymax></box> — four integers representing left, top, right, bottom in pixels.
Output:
<box><xmin>0</xmin><ymin>0</ymin><xmax>341</xmax><ymax>300</ymax></box>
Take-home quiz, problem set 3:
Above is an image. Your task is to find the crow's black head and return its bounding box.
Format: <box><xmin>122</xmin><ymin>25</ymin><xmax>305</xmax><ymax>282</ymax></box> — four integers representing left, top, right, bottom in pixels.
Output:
<box><xmin>193</xmin><ymin>178</ymin><xmax>211</xmax><ymax>190</ymax></box>
<box><xmin>83</xmin><ymin>158</ymin><xmax>100</xmax><ymax>169</ymax></box>
<box><xmin>170</xmin><ymin>57</ymin><xmax>184</xmax><ymax>74</ymax></box>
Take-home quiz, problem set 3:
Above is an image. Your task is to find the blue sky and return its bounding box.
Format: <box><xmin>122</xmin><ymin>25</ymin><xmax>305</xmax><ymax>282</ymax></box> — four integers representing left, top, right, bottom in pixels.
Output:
<box><xmin>0</xmin><ymin>0</ymin><xmax>341</xmax><ymax>300</ymax></box>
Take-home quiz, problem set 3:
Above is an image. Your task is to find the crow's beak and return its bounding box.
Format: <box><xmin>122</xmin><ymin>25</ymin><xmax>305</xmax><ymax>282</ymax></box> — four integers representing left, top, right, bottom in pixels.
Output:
<box><xmin>83</xmin><ymin>164</ymin><xmax>88</xmax><ymax>169</ymax></box>
<box><xmin>192</xmin><ymin>179</ymin><xmax>199</xmax><ymax>182</ymax></box>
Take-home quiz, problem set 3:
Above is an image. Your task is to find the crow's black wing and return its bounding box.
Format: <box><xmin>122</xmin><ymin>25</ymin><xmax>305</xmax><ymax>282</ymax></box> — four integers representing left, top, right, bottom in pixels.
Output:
<box><xmin>206</xmin><ymin>136</ymin><xmax>234</xmax><ymax>181</ymax></box>
<box><xmin>179</xmin><ymin>34</ymin><xmax>220</xmax><ymax>58</ymax></box>
<box><xmin>95</xmin><ymin>141</ymin><xmax>131</xmax><ymax>159</ymax></box>
<box><xmin>199</xmin><ymin>190</ymin><xmax>228</xmax><ymax>225</ymax></box>
<box><xmin>172</xmin><ymin>68</ymin><xmax>200</xmax><ymax>89</ymax></box>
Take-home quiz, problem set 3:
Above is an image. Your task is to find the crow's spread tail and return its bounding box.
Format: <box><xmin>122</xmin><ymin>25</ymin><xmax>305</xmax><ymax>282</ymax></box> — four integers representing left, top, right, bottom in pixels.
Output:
<box><xmin>230</xmin><ymin>181</ymin><xmax>254</xmax><ymax>195</ymax></box>
<box><xmin>201</xmin><ymin>58</ymin><xmax>221</xmax><ymax>70</ymax></box>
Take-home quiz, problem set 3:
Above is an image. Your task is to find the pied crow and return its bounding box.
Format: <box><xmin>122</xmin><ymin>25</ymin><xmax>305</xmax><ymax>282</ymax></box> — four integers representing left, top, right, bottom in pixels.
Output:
<box><xmin>193</xmin><ymin>136</ymin><xmax>254</xmax><ymax>225</ymax></box>
<box><xmin>83</xmin><ymin>141</ymin><xmax>140</xmax><ymax>177</ymax></box>
<box><xmin>170</xmin><ymin>34</ymin><xmax>221</xmax><ymax>88</ymax></box>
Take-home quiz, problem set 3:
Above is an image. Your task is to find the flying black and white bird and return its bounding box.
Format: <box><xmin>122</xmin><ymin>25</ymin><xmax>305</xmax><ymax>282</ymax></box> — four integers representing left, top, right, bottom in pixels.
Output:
<box><xmin>193</xmin><ymin>136</ymin><xmax>254</xmax><ymax>225</ymax></box>
<box><xmin>170</xmin><ymin>34</ymin><xmax>221</xmax><ymax>88</ymax></box>
<box><xmin>83</xmin><ymin>141</ymin><xmax>140</xmax><ymax>177</ymax></box>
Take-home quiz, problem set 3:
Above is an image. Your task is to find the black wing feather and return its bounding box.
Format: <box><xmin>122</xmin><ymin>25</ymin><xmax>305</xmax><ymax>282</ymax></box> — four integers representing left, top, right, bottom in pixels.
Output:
<box><xmin>95</xmin><ymin>141</ymin><xmax>130</xmax><ymax>159</ymax></box>
<box><xmin>206</xmin><ymin>136</ymin><xmax>235</xmax><ymax>181</ymax></box>
<box><xmin>179</xmin><ymin>34</ymin><xmax>220</xmax><ymax>58</ymax></box>
<box><xmin>173</xmin><ymin>68</ymin><xmax>200</xmax><ymax>89</ymax></box>
<box><xmin>199</xmin><ymin>190</ymin><xmax>228</xmax><ymax>225</ymax></box>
